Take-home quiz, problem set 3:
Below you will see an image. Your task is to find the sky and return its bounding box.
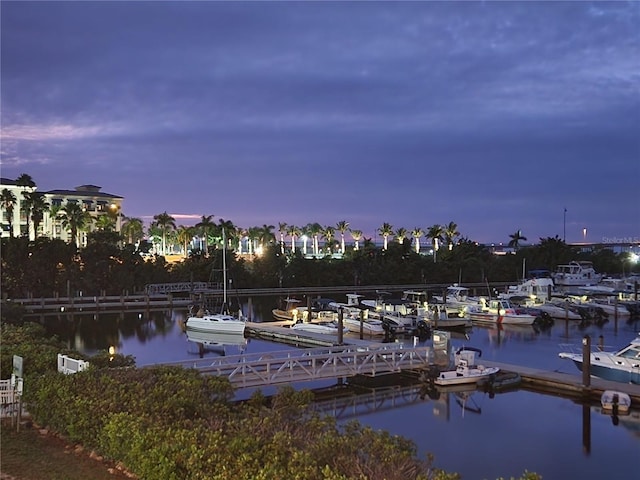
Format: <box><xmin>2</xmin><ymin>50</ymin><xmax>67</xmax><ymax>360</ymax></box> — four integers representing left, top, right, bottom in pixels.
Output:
<box><xmin>1</xmin><ymin>1</ymin><xmax>639</xmax><ymax>245</ymax></box>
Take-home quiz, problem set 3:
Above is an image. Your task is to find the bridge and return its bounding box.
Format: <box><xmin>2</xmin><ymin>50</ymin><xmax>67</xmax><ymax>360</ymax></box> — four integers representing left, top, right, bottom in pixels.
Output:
<box><xmin>161</xmin><ymin>344</ymin><xmax>431</xmax><ymax>389</ymax></box>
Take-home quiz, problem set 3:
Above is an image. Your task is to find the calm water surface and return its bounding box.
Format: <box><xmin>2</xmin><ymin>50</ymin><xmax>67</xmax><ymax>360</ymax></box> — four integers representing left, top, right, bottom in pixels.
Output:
<box><xmin>41</xmin><ymin>294</ymin><xmax>640</xmax><ymax>480</ymax></box>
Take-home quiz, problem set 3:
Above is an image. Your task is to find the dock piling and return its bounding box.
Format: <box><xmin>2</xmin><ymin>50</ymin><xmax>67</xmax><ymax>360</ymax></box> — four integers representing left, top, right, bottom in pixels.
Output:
<box><xmin>582</xmin><ymin>335</ymin><xmax>591</xmax><ymax>388</ymax></box>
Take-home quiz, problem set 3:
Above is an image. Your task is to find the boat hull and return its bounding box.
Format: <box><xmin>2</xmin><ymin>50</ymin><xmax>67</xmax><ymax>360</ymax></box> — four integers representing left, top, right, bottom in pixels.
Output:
<box><xmin>186</xmin><ymin>315</ymin><xmax>246</xmax><ymax>335</ymax></box>
<box><xmin>468</xmin><ymin>312</ymin><xmax>535</xmax><ymax>325</ymax></box>
<box><xmin>434</xmin><ymin>366</ymin><xmax>500</xmax><ymax>386</ymax></box>
<box><xmin>560</xmin><ymin>354</ymin><xmax>640</xmax><ymax>385</ymax></box>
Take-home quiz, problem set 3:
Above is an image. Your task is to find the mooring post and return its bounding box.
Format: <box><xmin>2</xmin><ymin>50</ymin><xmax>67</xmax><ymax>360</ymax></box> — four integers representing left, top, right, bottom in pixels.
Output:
<box><xmin>338</xmin><ymin>308</ymin><xmax>344</xmax><ymax>345</ymax></box>
<box><xmin>359</xmin><ymin>309</ymin><xmax>364</xmax><ymax>339</ymax></box>
<box><xmin>582</xmin><ymin>335</ymin><xmax>591</xmax><ymax>388</ymax></box>
<box><xmin>598</xmin><ymin>335</ymin><xmax>604</xmax><ymax>352</ymax></box>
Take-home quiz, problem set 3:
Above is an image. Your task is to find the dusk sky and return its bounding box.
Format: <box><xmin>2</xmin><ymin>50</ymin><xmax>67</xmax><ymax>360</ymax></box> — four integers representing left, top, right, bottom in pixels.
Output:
<box><xmin>1</xmin><ymin>1</ymin><xmax>639</xmax><ymax>245</ymax></box>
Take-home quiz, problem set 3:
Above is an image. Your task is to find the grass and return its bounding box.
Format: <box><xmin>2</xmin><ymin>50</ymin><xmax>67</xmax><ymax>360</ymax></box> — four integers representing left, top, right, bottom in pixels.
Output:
<box><xmin>1</xmin><ymin>419</ymin><xmax>131</xmax><ymax>480</ymax></box>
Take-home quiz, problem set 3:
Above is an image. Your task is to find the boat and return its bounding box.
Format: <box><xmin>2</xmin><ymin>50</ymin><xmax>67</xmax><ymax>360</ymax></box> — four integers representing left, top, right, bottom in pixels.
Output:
<box><xmin>499</xmin><ymin>276</ymin><xmax>559</xmax><ymax>302</ymax></box>
<box><xmin>343</xmin><ymin>312</ymin><xmax>386</xmax><ymax>336</ymax></box>
<box><xmin>185</xmin><ymin>230</ymin><xmax>246</xmax><ymax>335</ymax></box>
<box><xmin>432</xmin><ymin>285</ymin><xmax>482</xmax><ymax>312</ymax></box>
<box><xmin>465</xmin><ymin>299</ymin><xmax>537</xmax><ymax>325</ymax></box>
<box><xmin>272</xmin><ymin>297</ymin><xmax>302</xmax><ymax>322</ymax></box>
<box><xmin>552</xmin><ymin>261</ymin><xmax>603</xmax><ymax>287</ymax></box>
<box><xmin>425</xmin><ymin>303</ymin><xmax>472</xmax><ymax>329</ymax></box>
<box><xmin>558</xmin><ymin>335</ymin><xmax>640</xmax><ymax>384</ymax></box>
<box><xmin>601</xmin><ymin>390</ymin><xmax>631</xmax><ymax>415</ymax></box>
<box><xmin>290</xmin><ymin>320</ymin><xmax>350</xmax><ymax>335</ymax></box>
<box><xmin>432</xmin><ymin>347</ymin><xmax>500</xmax><ymax>386</ymax></box>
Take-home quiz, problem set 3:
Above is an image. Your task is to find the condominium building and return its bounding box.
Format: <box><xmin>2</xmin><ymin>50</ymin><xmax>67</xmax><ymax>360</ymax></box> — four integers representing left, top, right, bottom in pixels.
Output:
<box><xmin>0</xmin><ymin>178</ymin><xmax>123</xmax><ymax>245</ymax></box>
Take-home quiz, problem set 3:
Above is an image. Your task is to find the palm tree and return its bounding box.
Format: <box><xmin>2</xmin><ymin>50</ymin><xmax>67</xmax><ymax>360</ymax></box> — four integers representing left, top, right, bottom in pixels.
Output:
<box><xmin>59</xmin><ymin>202</ymin><xmax>92</xmax><ymax>246</ymax></box>
<box><xmin>427</xmin><ymin>224</ymin><xmax>444</xmax><ymax>263</ymax></box>
<box><xmin>278</xmin><ymin>222</ymin><xmax>288</xmax><ymax>254</ymax></box>
<box><xmin>258</xmin><ymin>224</ymin><xmax>275</xmax><ymax>252</ymax></box>
<box><xmin>336</xmin><ymin>220</ymin><xmax>349</xmax><ymax>253</ymax></box>
<box><xmin>147</xmin><ymin>224</ymin><xmax>163</xmax><ymax>254</ymax></box>
<box><xmin>350</xmin><ymin>229</ymin><xmax>362</xmax><ymax>251</ymax></box>
<box><xmin>323</xmin><ymin>225</ymin><xmax>336</xmax><ymax>254</ymax></box>
<box><xmin>378</xmin><ymin>222</ymin><xmax>393</xmax><ymax>250</ymax></box>
<box><xmin>95</xmin><ymin>214</ymin><xmax>116</xmax><ymax>231</ymax></box>
<box><xmin>395</xmin><ymin>227</ymin><xmax>407</xmax><ymax>245</ymax></box>
<box><xmin>307</xmin><ymin>223</ymin><xmax>323</xmax><ymax>256</ymax></box>
<box><xmin>31</xmin><ymin>192</ymin><xmax>49</xmax><ymax>238</ymax></box>
<box><xmin>152</xmin><ymin>211</ymin><xmax>176</xmax><ymax>255</ymax></box>
<box><xmin>195</xmin><ymin>215</ymin><xmax>216</xmax><ymax>256</ymax></box>
<box><xmin>247</xmin><ymin>227</ymin><xmax>261</xmax><ymax>255</ymax></box>
<box><xmin>287</xmin><ymin>224</ymin><xmax>301</xmax><ymax>253</ymax></box>
<box><xmin>16</xmin><ymin>173</ymin><xmax>36</xmax><ymax>238</ymax></box>
<box><xmin>176</xmin><ymin>225</ymin><xmax>194</xmax><ymax>257</ymax></box>
<box><xmin>121</xmin><ymin>217</ymin><xmax>145</xmax><ymax>245</ymax></box>
<box><xmin>300</xmin><ymin>224</ymin><xmax>312</xmax><ymax>255</ymax></box>
<box><xmin>444</xmin><ymin>221</ymin><xmax>460</xmax><ymax>251</ymax></box>
<box><xmin>411</xmin><ymin>227</ymin><xmax>424</xmax><ymax>254</ymax></box>
<box><xmin>508</xmin><ymin>230</ymin><xmax>527</xmax><ymax>251</ymax></box>
<box><xmin>1</xmin><ymin>188</ymin><xmax>17</xmax><ymax>237</ymax></box>
<box><xmin>48</xmin><ymin>204</ymin><xmax>63</xmax><ymax>239</ymax></box>
<box><xmin>217</xmin><ymin>219</ymin><xmax>236</xmax><ymax>250</ymax></box>
<box><xmin>15</xmin><ymin>173</ymin><xmax>35</xmax><ymax>189</ymax></box>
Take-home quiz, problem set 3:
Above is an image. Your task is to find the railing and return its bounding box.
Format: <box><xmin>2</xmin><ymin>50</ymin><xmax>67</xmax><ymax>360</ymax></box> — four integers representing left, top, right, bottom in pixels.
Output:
<box><xmin>162</xmin><ymin>344</ymin><xmax>431</xmax><ymax>389</ymax></box>
<box><xmin>57</xmin><ymin>354</ymin><xmax>90</xmax><ymax>374</ymax></box>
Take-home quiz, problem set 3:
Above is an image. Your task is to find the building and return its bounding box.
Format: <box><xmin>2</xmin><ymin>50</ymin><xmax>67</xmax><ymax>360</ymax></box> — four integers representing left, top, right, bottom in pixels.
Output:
<box><xmin>0</xmin><ymin>178</ymin><xmax>123</xmax><ymax>245</ymax></box>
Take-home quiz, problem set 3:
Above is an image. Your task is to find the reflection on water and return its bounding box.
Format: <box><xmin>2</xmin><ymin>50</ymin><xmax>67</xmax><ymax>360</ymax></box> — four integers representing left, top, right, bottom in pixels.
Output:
<box><xmin>30</xmin><ymin>294</ymin><xmax>639</xmax><ymax>480</ymax></box>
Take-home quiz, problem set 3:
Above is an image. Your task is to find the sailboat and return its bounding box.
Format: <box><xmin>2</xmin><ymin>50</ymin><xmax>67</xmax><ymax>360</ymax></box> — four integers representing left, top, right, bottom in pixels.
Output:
<box><xmin>185</xmin><ymin>230</ymin><xmax>246</xmax><ymax>335</ymax></box>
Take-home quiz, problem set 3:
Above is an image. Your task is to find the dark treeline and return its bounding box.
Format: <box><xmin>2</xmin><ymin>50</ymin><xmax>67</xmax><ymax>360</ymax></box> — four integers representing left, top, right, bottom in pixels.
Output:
<box><xmin>2</xmin><ymin>232</ymin><xmax>636</xmax><ymax>302</ymax></box>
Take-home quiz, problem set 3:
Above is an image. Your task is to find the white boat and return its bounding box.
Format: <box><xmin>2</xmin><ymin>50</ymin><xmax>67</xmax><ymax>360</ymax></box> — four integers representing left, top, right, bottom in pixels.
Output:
<box><xmin>290</xmin><ymin>320</ymin><xmax>349</xmax><ymax>335</ymax></box>
<box><xmin>558</xmin><ymin>335</ymin><xmax>640</xmax><ymax>384</ymax></box>
<box><xmin>185</xmin><ymin>230</ymin><xmax>246</xmax><ymax>335</ymax></box>
<box><xmin>466</xmin><ymin>299</ymin><xmax>537</xmax><ymax>325</ymax></box>
<box><xmin>433</xmin><ymin>347</ymin><xmax>500</xmax><ymax>386</ymax></box>
<box><xmin>499</xmin><ymin>277</ymin><xmax>558</xmax><ymax>302</ymax></box>
<box><xmin>552</xmin><ymin>261</ymin><xmax>603</xmax><ymax>287</ymax></box>
<box><xmin>568</xmin><ymin>295</ymin><xmax>630</xmax><ymax>319</ymax></box>
<box><xmin>185</xmin><ymin>328</ymin><xmax>247</xmax><ymax>346</ymax></box>
<box><xmin>432</xmin><ymin>285</ymin><xmax>483</xmax><ymax>313</ymax></box>
<box><xmin>601</xmin><ymin>390</ymin><xmax>631</xmax><ymax>415</ymax></box>
<box><xmin>344</xmin><ymin>313</ymin><xmax>386</xmax><ymax>336</ymax></box>
<box><xmin>425</xmin><ymin>303</ymin><xmax>472</xmax><ymax>329</ymax></box>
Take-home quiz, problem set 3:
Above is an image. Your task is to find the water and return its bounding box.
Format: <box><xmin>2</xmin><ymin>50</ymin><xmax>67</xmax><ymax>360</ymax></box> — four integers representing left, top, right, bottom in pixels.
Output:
<box><xmin>38</xmin><ymin>295</ymin><xmax>640</xmax><ymax>480</ymax></box>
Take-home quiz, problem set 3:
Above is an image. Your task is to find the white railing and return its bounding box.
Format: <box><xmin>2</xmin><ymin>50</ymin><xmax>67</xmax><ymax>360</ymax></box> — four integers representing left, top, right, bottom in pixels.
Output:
<box><xmin>57</xmin><ymin>354</ymin><xmax>90</xmax><ymax>374</ymax></box>
<box><xmin>163</xmin><ymin>344</ymin><xmax>431</xmax><ymax>388</ymax></box>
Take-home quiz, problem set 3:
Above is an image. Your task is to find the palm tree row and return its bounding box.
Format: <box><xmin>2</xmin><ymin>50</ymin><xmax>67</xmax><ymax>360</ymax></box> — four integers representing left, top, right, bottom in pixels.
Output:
<box><xmin>2</xmin><ymin>174</ymin><xmax>530</xmax><ymax>258</ymax></box>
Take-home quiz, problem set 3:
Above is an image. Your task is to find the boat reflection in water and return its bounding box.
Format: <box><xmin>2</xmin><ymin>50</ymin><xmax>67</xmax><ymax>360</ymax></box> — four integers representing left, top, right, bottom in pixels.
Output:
<box><xmin>185</xmin><ymin>328</ymin><xmax>248</xmax><ymax>357</ymax></box>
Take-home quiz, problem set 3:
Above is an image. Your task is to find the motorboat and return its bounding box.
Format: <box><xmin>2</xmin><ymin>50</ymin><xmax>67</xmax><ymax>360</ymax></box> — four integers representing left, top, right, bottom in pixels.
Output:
<box><xmin>432</xmin><ymin>347</ymin><xmax>500</xmax><ymax>386</ymax></box>
<box><xmin>558</xmin><ymin>335</ymin><xmax>640</xmax><ymax>384</ymax></box>
<box><xmin>499</xmin><ymin>277</ymin><xmax>558</xmax><ymax>302</ymax></box>
<box><xmin>465</xmin><ymin>299</ymin><xmax>537</xmax><ymax>325</ymax></box>
<box><xmin>425</xmin><ymin>303</ymin><xmax>472</xmax><ymax>329</ymax></box>
<box><xmin>552</xmin><ymin>261</ymin><xmax>603</xmax><ymax>287</ymax></box>
<box><xmin>432</xmin><ymin>285</ymin><xmax>482</xmax><ymax>312</ymax></box>
<box><xmin>343</xmin><ymin>312</ymin><xmax>386</xmax><ymax>336</ymax></box>
<box><xmin>290</xmin><ymin>320</ymin><xmax>350</xmax><ymax>335</ymax></box>
<box><xmin>601</xmin><ymin>390</ymin><xmax>631</xmax><ymax>415</ymax></box>
<box><xmin>272</xmin><ymin>297</ymin><xmax>302</xmax><ymax>322</ymax></box>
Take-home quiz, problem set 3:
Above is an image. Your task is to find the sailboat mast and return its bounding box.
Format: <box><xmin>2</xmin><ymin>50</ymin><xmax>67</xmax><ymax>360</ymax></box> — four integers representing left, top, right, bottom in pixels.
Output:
<box><xmin>222</xmin><ymin>228</ymin><xmax>227</xmax><ymax>306</ymax></box>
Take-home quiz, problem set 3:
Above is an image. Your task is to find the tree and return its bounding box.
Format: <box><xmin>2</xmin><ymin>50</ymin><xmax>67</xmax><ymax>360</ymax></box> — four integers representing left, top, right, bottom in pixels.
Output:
<box><xmin>411</xmin><ymin>227</ymin><xmax>424</xmax><ymax>254</ymax></box>
<box><xmin>195</xmin><ymin>215</ymin><xmax>216</xmax><ymax>255</ymax></box>
<box><xmin>378</xmin><ymin>222</ymin><xmax>393</xmax><ymax>250</ymax></box>
<box><xmin>336</xmin><ymin>220</ymin><xmax>349</xmax><ymax>253</ymax></box>
<box><xmin>427</xmin><ymin>224</ymin><xmax>444</xmax><ymax>262</ymax></box>
<box><xmin>59</xmin><ymin>202</ymin><xmax>92</xmax><ymax>246</ymax></box>
<box><xmin>0</xmin><ymin>188</ymin><xmax>17</xmax><ymax>237</ymax></box>
<box><xmin>176</xmin><ymin>225</ymin><xmax>194</xmax><ymax>257</ymax></box>
<box><xmin>444</xmin><ymin>221</ymin><xmax>460</xmax><ymax>251</ymax></box>
<box><xmin>350</xmin><ymin>229</ymin><xmax>362</xmax><ymax>251</ymax></box>
<box><xmin>152</xmin><ymin>212</ymin><xmax>176</xmax><ymax>256</ymax></box>
<box><xmin>287</xmin><ymin>224</ymin><xmax>301</xmax><ymax>253</ymax></box>
<box><xmin>508</xmin><ymin>229</ymin><xmax>527</xmax><ymax>251</ymax></box>
<box><xmin>278</xmin><ymin>222</ymin><xmax>288</xmax><ymax>254</ymax></box>
<box><xmin>395</xmin><ymin>227</ymin><xmax>407</xmax><ymax>245</ymax></box>
<box><xmin>15</xmin><ymin>173</ymin><xmax>36</xmax><ymax>238</ymax></box>
<box><xmin>95</xmin><ymin>214</ymin><xmax>116</xmax><ymax>232</ymax></box>
<box><xmin>307</xmin><ymin>223</ymin><xmax>323</xmax><ymax>256</ymax></box>
<box><xmin>217</xmin><ymin>219</ymin><xmax>237</xmax><ymax>250</ymax></box>
<box><xmin>322</xmin><ymin>225</ymin><xmax>336</xmax><ymax>254</ymax></box>
<box><xmin>121</xmin><ymin>217</ymin><xmax>145</xmax><ymax>245</ymax></box>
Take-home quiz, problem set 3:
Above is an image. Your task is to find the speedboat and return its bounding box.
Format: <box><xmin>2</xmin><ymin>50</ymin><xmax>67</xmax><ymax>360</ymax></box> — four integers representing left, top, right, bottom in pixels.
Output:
<box><xmin>344</xmin><ymin>313</ymin><xmax>386</xmax><ymax>336</ymax></box>
<box><xmin>425</xmin><ymin>303</ymin><xmax>472</xmax><ymax>329</ymax></box>
<box><xmin>558</xmin><ymin>335</ymin><xmax>640</xmax><ymax>384</ymax></box>
<box><xmin>601</xmin><ymin>390</ymin><xmax>631</xmax><ymax>415</ymax></box>
<box><xmin>432</xmin><ymin>285</ymin><xmax>482</xmax><ymax>312</ymax></box>
<box><xmin>466</xmin><ymin>299</ymin><xmax>537</xmax><ymax>325</ymax></box>
<box><xmin>433</xmin><ymin>347</ymin><xmax>500</xmax><ymax>386</ymax></box>
<box><xmin>272</xmin><ymin>297</ymin><xmax>302</xmax><ymax>322</ymax></box>
<box><xmin>290</xmin><ymin>320</ymin><xmax>350</xmax><ymax>335</ymax></box>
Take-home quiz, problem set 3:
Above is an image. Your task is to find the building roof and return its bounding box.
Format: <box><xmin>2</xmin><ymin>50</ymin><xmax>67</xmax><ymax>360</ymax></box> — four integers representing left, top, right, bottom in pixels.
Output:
<box><xmin>46</xmin><ymin>189</ymin><xmax>123</xmax><ymax>199</ymax></box>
